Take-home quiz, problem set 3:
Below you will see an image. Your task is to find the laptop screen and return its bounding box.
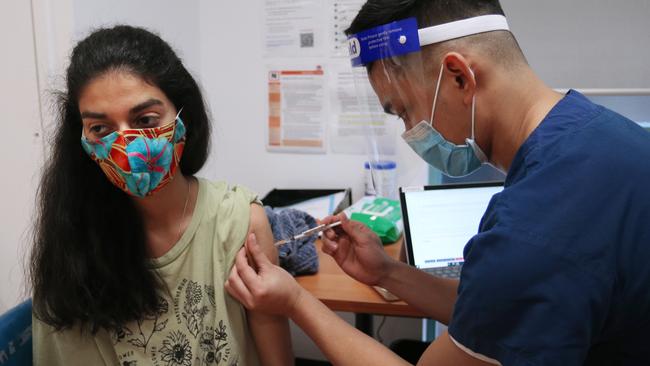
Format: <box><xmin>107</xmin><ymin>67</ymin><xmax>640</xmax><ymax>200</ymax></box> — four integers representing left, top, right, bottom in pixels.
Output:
<box><xmin>400</xmin><ymin>183</ymin><xmax>503</xmax><ymax>270</ymax></box>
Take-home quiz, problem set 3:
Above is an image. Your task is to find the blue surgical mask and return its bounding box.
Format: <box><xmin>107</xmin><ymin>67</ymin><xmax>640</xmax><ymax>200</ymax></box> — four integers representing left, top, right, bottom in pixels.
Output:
<box><xmin>401</xmin><ymin>63</ymin><xmax>487</xmax><ymax>177</ymax></box>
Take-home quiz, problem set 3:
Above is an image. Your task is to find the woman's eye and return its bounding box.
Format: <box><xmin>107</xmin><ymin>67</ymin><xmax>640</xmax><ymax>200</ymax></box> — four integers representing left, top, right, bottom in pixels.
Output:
<box><xmin>89</xmin><ymin>125</ymin><xmax>108</xmax><ymax>136</ymax></box>
<box><xmin>137</xmin><ymin>115</ymin><xmax>160</xmax><ymax>127</ymax></box>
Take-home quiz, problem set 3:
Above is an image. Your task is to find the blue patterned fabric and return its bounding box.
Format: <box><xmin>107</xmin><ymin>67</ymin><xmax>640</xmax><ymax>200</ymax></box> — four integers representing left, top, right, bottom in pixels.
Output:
<box><xmin>0</xmin><ymin>299</ymin><xmax>32</xmax><ymax>366</ymax></box>
<box><xmin>264</xmin><ymin>207</ymin><xmax>319</xmax><ymax>276</ymax></box>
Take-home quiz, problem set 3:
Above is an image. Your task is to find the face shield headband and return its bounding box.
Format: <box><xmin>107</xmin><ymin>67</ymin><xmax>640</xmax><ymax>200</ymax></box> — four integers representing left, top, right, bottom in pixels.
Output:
<box><xmin>348</xmin><ymin>14</ymin><xmax>510</xmax><ymax>67</ymax></box>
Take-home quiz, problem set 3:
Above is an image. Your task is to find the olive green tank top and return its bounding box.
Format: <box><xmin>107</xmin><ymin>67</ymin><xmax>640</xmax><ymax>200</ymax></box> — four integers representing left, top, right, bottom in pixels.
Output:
<box><xmin>33</xmin><ymin>179</ymin><xmax>262</xmax><ymax>366</ymax></box>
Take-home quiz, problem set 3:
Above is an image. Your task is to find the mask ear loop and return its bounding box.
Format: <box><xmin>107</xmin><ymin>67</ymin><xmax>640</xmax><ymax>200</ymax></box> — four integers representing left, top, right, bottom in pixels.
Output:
<box><xmin>429</xmin><ymin>62</ymin><xmax>445</xmax><ymax>127</ymax></box>
<box><xmin>175</xmin><ymin>107</ymin><xmax>184</xmax><ymax>120</ymax></box>
<box><xmin>469</xmin><ymin>68</ymin><xmax>476</xmax><ymax>141</ymax></box>
<box><xmin>466</xmin><ymin>69</ymin><xmax>488</xmax><ymax>163</ymax></box>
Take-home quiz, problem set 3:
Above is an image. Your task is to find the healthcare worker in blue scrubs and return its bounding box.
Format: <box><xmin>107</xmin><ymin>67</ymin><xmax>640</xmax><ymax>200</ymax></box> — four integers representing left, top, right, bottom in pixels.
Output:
<box><xmin>225</xmin><ymin>1</ymin><xmax>650</xmax><ymax>365</ymax></box>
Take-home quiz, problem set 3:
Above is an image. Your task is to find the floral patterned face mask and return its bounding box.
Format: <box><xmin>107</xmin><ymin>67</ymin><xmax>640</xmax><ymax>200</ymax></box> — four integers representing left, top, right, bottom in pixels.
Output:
<box><xmin>81</xmin><ymin>110</ymin><xmax>186</xmax><ymax>197</ymax></box>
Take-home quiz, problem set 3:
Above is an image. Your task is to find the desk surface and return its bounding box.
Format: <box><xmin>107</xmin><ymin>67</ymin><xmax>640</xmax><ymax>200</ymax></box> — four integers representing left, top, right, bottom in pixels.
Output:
<box><xmin>296</xmin><ymin>239</ymin><xmax>427</xmax><ymax>318</ymax></box>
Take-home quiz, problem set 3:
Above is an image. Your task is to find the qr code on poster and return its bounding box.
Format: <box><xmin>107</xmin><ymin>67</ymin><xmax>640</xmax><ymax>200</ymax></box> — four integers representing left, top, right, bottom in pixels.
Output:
<box><xmin>300</xmin><ymin>32</ymin><xmax>314</xmax><ymax>48</ymax></box>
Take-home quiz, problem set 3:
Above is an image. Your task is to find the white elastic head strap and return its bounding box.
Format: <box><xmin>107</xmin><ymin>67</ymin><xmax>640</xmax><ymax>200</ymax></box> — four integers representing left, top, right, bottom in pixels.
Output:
<box><xmin>429</xmin><ymin>62</ymin><xmax>445</xmax><ymax>125</ymax></box>
<box><xmin>418</xmin><ymin>14</ymin><xmax>510</xmax><ymax>46</ymax></box>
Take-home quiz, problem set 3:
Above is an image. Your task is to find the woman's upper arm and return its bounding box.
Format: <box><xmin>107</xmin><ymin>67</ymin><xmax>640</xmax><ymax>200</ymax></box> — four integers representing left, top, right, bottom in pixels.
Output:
<box><xmin>246</xmin><ymin>204</ymin><xmax>294</xmax><ymax>365</ymax></box>
<box><xmin>248</xmin><ymin>203</ymin><xmax>278</xmax><ymax>265</ymax></box>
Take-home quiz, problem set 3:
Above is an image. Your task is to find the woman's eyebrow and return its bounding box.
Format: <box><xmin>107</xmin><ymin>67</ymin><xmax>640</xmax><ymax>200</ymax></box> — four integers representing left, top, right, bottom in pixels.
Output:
<box><xmin>129</xmin><ymin>98</ymin><xmax>163</xmax><ymax>116</ymax></box>
<box><xmin>80</xmin><ymin>111</ymin><xmax>107</xmax><ymax>119</ymax></box>
<box><xmin>80</xmin><ymin>99</ymin><xmax>164</xmax><ymax>120</ymax></box>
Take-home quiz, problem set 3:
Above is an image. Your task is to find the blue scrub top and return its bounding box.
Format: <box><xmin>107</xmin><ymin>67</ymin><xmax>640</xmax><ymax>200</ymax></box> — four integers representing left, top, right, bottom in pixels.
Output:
<box><xmin>448</xmin><ymin>91</ymin><xmax>650</xmax><ymax>365</ymax></box>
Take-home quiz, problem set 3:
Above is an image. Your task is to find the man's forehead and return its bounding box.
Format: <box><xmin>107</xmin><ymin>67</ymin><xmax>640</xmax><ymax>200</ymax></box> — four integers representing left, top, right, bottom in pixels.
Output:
<box><xmin>366</xmin><ymin>66</ymin><xmax>391</xmax><ymax>106</ymax></box>
<box><xmin>367</xmin><ymin>64</ymin><xmax>393</xmax><ymax>90</ymax></box>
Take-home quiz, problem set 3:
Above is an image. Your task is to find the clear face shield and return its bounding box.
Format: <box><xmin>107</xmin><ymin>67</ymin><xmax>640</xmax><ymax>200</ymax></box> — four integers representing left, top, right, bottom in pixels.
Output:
<box><xmin>347</xmin><ymin>15</ymin><xmax>510</xmax><ymax>179</ymax></box>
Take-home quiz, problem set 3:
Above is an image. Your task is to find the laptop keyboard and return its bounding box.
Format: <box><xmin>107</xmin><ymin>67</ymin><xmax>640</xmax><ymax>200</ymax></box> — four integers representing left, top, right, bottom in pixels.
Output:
<box><xmin>422</xmin><ymin>263</ymin><xmax>463</xmax><ymax>279</ymax></box>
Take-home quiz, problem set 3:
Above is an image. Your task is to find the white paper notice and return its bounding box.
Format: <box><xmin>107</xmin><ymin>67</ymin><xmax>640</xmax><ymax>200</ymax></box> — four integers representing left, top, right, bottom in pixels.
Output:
<box><xmin>267</xmin><ymin>68</ymin><xmax>327</xmax><ymax>153</ymax></box>
<box><xmin>330</xmin><ymin>0</ymin><xmax>366</xmax><ymax>57</ymax></box>
<box><xmin>264</xmin><ymin>0</ymin><xmax>325</xmax><ymax>57</ymax></box>
<box><xmin>328</xmin><ymin>64</ymin><xmax>396</xmax><ymax>155</ymax></box>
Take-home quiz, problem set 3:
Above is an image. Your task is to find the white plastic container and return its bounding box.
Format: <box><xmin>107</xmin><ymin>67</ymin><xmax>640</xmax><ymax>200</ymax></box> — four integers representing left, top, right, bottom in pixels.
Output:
<box><xmin>364</xmin><ymin>160</ymin><xmax>397</xmax><ymax>199</ymax></box>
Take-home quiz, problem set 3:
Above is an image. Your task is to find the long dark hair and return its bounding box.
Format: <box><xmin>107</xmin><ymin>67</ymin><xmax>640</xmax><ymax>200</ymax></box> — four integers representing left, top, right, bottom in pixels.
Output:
<box><xmin>30</xmin><ymin>25</ymin><xmax>210</xmax><ymax>332</ymax></box>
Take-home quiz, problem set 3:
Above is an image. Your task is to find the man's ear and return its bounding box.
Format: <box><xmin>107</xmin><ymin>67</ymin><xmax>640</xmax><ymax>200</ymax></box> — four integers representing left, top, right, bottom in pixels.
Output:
<box><xmin>442</xmin><ymin>52</ymin><xmax>476</xmax><ymax>106</ymax></box>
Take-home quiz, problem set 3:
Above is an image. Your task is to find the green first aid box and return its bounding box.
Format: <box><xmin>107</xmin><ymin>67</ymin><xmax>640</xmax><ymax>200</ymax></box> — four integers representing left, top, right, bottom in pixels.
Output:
<box><xmin>348</xmin><ymin>197</ymin><xmax>403</xmax><ymax>244</ymax></box>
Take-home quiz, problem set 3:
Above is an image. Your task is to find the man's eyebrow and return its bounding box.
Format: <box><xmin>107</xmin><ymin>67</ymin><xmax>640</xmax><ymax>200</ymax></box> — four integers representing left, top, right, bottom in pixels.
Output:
<box><xmin>80</xmin><ymin>111</ymin><xmax>107</xmax><ymax>119</ymax></box>
<box><xmin>383</xmin><ymin>103</ymin><xmax>395</xmax><ymax>115</ymax></box>
<box><xmin>129</xmin><ymin>98</ymin><xmax>163</xmax><ymax>116</ymax></box>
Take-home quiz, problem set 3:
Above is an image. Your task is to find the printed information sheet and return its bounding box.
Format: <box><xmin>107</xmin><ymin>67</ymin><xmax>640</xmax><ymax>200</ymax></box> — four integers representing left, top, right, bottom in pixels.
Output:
<box><xmin>268</xmin><ymin>67</ymin><xmax>327</xmax><ymax>153</ymax></box>
<box><xmin>264</xmin><ymin>0</ymin><xmax>325</xmax><ymax>57</ymax></box>
<box><xmin>328</xmin><ymin>63</ymin><xmax>395</xmax><ymax>155</ymax></box>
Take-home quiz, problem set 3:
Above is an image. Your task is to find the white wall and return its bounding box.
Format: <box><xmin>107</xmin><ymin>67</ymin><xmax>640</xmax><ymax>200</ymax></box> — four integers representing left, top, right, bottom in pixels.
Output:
<box><xmin>71</xmin><ymin>0</ymin><xmax>201</xmax><ymax>76</ymax></box>
<box><xmin>501</xmin><ymin>0</ymin><xmax>650</xmax><ymax>89</ymax></box>
<box><xmin>0</xmin><ymin>1</ymin><xmax>44</xmax><ymax>312</ymax></box>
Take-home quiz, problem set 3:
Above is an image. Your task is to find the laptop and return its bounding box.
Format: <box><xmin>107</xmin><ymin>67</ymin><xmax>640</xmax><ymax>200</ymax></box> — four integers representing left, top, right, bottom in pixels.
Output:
<box><xmin>399</xmin><ymin>182</ymin><xmax>504</xmax><ymax>279</ymax></box>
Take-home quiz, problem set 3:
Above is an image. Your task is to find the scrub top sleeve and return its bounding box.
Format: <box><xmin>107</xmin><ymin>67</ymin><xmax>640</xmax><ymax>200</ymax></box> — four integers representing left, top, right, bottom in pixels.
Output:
<box><xmin>448</xmin><ymin>226</ymin><xmax>610</xmax><ymax>366</ymax></box>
